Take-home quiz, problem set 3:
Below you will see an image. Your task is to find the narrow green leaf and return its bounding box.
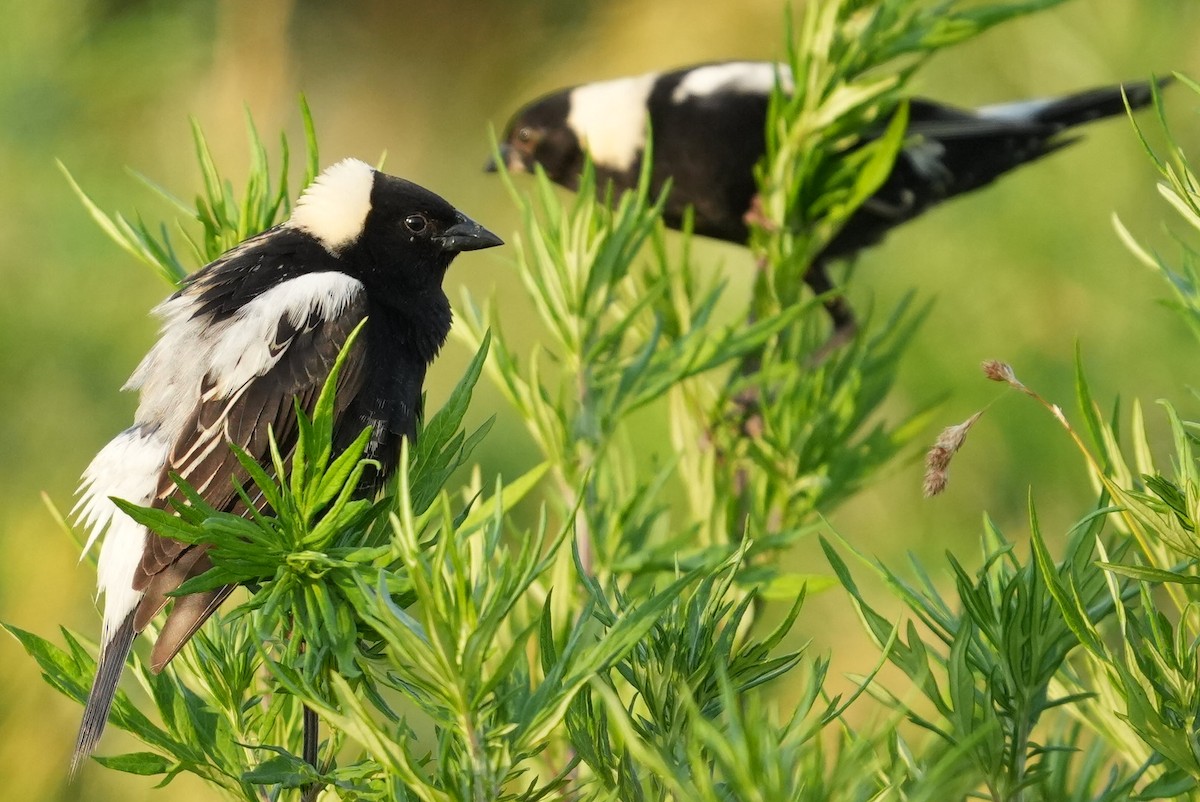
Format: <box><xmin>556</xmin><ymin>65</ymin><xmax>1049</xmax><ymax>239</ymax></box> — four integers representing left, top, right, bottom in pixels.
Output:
<box><xmin>1099</xmin><ymin>562</ymin><xmax>1200</xmax><ymax>585</ymax></box>
<box><xmin>94</xmin><ymin>752</ymin><xmax>175</xmax><ymax>776</ymax></box>
<box><xmin>110</xmin><ymin>498</ymin><xmax>198</xmax><ymax>543</ymax></box>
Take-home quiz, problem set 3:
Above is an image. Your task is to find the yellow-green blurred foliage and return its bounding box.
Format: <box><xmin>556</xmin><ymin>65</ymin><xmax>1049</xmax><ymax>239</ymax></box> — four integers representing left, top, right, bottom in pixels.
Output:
<box><xmin>3</xmin><ymin>0</ymin><xmax>1200</xmax><ymax>798</ymax></box>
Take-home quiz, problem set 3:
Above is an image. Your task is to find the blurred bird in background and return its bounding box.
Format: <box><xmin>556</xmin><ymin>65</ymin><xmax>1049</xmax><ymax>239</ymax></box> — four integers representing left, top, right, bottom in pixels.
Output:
<box><xmin>491</xmin><ymin>61</ymin><xmax>1165</xmax><ymax>341</ymax></box>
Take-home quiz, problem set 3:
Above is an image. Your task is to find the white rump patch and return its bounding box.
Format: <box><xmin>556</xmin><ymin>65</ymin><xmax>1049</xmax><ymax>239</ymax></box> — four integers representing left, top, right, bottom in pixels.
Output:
<box><xmin>567</xmin><ymin>73</ymin><xmax>658</xmax><ymax>172</ymax></box>
<box><xmin>671</xmin><ymin>62</ymin><xmax>793</xmax><ymax>104</ymax></box>
<box><xmin>977</xmin><ymin>97</ymin><xmax>1055</xmax><ymax>122</ymax></box>
<box><xmin>288</xmin><ymin>158</ymin><xmax>376</xmax><ymax>252</ymax></box>
<box><xmin>75</xmin><ymin>425</ymin><xmax>169</xmax><ymax>639</ymax></box>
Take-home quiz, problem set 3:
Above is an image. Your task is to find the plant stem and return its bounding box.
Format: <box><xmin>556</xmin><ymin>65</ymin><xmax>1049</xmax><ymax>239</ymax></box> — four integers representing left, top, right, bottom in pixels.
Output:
<box><xmin>300</xmin><ymin>705</ymin><xmax>320</xmax><ymax>802</ymax></box>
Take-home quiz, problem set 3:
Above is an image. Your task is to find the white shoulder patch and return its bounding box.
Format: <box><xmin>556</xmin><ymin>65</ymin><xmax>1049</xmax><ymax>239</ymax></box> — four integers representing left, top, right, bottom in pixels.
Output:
<box><xmin>288</xmin><ymin>158</ymin><xmax>376</xmax><ymax>252</ymax></box>
<box><xmin>204</xmin><ymin>271</ymin><xmax>365</xmax><ymax>395</ymax></box>
<box><xmin>976</xmin><ymin>97</ymin><xmax>1055</xmax><ymax>122</ymax></box>
<box><xmin>134</xmin><ymin>272</ymin><xmax>365</xmax><ymax>412</ymax></box>
<box><xmin>567</xmin><ymin>73</ymin><xmax>658</xmax><ymax>173</ymax></box>
<box><xmin>671</xmin><ymin>62</ymin><xmax>793</xmax><ymax>104</ymax></box>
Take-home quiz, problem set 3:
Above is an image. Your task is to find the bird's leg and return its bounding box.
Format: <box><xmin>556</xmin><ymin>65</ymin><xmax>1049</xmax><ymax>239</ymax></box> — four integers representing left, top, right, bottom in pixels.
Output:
<box><xmin>744</xmin><ymin>191</ymin><xmax>858</xmax><ymax>363</ymax></box>
<box><xmin>803</xmin><ymin>259</ymin><xmax>858</xmax><ymax>365</ymax></box>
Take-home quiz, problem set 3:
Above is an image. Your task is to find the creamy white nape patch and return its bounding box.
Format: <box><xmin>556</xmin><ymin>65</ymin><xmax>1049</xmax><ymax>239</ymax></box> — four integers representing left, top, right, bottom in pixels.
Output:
<box><xmin>567</xmin><ymin>73</ymin><xmax>658</xmax><ymax>173</ymax></box>
<box><xmin>977</xmin><ymin>97</ymin><xmax>1056</xmax><ymax>122</ymax></box>
<box><xmin>288</xmin><ymin>157</ymin><xmax>376</xmax><ymax>253</ymax></box>
<box><xmin>671</xmin><ymin>62</ymin><xmax>794</xmax><ymax>104</ymax></box>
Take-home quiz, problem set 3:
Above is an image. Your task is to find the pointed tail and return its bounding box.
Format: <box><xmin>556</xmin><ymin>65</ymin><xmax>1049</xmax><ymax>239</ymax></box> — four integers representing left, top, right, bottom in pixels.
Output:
<box><xmin>1033</xmin><ymin>77</ymin><xmax>1171</xmax><ymax>128</ymax></box>
<box><xmin>978</xmin><ymin>77</ymin><xmax>1172</xmax><ymax>129</ymax></box>
<box><xmin>70</xmin><ymin>611</ymin><xmax>137</xmax><ymax>780</ymax></box>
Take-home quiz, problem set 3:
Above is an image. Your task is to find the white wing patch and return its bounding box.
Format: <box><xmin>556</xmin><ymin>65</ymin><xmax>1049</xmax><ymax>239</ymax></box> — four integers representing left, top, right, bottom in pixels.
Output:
<box><xmin>671</xmin><ymin>62</ymin><xmax>794</xmax><ymax>104</ymax></box>
<box><xmin>78</xmin><ymin>270</ymin><xmax>365</xmax><ymax>643</ymax></box>
<box><xmin>287</xmin><ymin>158</ymin><xmax>376</xmax><ymax>253</ymax></box>
<box><xmin>567</xmin><ymin>73</ymin><xmax>658</xmax><ymax>172</ymax></box>
<box><xmin>130</xmin><ymin>271</ymin><xmax>364</xmax><ymax>417</ymax></box>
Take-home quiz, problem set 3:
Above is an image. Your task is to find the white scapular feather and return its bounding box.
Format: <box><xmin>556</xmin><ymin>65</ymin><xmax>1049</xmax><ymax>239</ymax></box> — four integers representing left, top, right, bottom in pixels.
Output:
<box><xmin>203</xmin><ymin>271</ymin><xmax>364</xmax><ymax>395</ymax></box>
<box><xmin>287</xmin><ymin>158</ymin><xmax>376</xmax><ymax>252</ymax></box>
<box><xmin>130</xmin><ymin>271</ymin><xmax>364</xmax><ymax>409</ymax></box>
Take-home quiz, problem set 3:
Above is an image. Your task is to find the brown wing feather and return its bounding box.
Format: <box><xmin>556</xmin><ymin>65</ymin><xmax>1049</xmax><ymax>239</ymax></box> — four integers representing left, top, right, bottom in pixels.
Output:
<box><xmin>133</xmin><ymin>295</ymin><xmax>368</xmax><ymax>668</ymax></box>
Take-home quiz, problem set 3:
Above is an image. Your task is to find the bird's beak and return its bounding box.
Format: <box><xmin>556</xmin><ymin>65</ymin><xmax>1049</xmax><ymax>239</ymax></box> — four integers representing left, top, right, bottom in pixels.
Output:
<box><xmin>436</xmin><ymin>213</ymin><xmax>504</xmax><ymax>253</ymax></box>
<box><xmin>483</xmin><ymin>143</ymin><xmax>513</xmax><ymax>174</ymax></box>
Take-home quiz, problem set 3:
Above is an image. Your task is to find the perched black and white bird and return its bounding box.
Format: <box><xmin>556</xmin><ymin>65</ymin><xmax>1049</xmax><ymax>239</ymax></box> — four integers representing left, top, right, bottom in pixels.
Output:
<box><xmin>71</xmin><ymin>158</ymin><xmax>502</xmax><ymax>774</ymax></box>
<box><xmin>490</xmin><ymin>61</ymin><xmax>1163</xmax><ymax>337</ymax></box>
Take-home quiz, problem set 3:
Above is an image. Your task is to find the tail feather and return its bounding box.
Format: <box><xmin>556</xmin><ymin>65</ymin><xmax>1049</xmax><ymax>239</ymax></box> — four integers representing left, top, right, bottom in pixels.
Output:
<box><xmin>1031</xmin><ymin>77</ymin><xmax>1171</xmax><ymax>128</ymax></box>
<box><xmin>150</xmin><ymin>583</ymin><xmax>234</xmax><ymax>671</ymax></box>
<box><xmin>70</xmin><ymin>611</ymin><xmax>136</xmax><ymax>780</ymax></box>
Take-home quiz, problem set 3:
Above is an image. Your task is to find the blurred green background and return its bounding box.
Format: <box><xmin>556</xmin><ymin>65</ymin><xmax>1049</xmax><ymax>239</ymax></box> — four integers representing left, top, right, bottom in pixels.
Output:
<box><xmin>4</xmin><ymin>0</ymin><xmax>1200</xmax><ymax>798</ymax></box>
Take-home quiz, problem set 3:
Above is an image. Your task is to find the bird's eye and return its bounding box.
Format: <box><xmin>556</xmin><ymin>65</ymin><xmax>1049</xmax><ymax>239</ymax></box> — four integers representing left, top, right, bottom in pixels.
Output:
<box><xmin>517</xmin><ymin>126</ymin><xmax>535</xmax><ymax>143</ymax></box>
<box><xmin>404</xmin><ymin>214</ymin><xmax>430</xmax><ymax>235</ymax></box>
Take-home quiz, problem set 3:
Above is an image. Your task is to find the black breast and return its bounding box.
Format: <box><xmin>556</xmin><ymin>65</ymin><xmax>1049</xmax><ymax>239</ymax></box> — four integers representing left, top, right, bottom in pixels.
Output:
<box><xmin>336</xmin><ymin>296</ymin><xmax>450</xmax><ymax>489</ymax></box>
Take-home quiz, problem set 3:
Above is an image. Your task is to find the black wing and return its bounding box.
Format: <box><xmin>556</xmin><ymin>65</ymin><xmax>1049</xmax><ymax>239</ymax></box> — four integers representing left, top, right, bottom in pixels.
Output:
<box><xmin>133</xmin><ymin>291</ymin><xmax>369</xmax><ymax>670</ymax></box>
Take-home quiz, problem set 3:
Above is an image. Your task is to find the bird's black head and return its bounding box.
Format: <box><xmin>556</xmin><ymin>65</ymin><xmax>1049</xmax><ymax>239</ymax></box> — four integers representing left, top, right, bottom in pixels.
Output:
<box><xmin>289</xmin><ymin>159</ymin><xmax>502</xmax><ymax>297</ymax></box>
<box><xmin>488</xmin><ymin>90</ymin><xmax>585</xmax><ymax>186</ymax></box>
